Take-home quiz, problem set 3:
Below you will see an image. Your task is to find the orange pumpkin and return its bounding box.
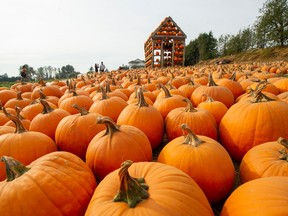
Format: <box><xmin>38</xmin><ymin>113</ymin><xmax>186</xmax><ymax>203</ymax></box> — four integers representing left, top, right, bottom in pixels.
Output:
<box><xmin>219</xmin><ymin>88</ymin><xmax>288</xmax><ymax>162</ymax></box>
<box><xmin>55</xmin><ymin>105</ymin><xmax>105</xmax><ymax>160</ymax></box>
<box><xmin>89</xmin><ymin>86</ymin><xmax>128</xmax><ymax>122</ymax></box>
<box><xmin>197</xmin><ymin>95</ymin><xmax>228</xmax><ymax>126</ymax></box>
<box><xmin>165</xmin><ymin>98</ymin><xmax>218</xmax><ymax>141</ymax></box>
<box><xmin>158</xmin><ymin>124</ymin><xmax>235</xmax><ymax>204</ymax></box>
<box><xmin>240</xmin><ymin>137</ymin><xmax>288</xmax><ymax>183</ymax></box>
<box><xmin>0</xmin><ymin>151</ymin><xmax>97</xmax><ymax>216</ymax></box>
<box><xmin>29</xmin><ymin>99</ymin><xmax>70</xmax><ymax>141</ymax></box>
<box><xmin>85</xmin><ymin>160</ymin><xmax>213</xmax><ymax>216</ymax></box>
<box><xmin>86</xmin><ymin>116</ymin><xmax>152</xmax><ymax>182</ymax></box>
<box><xmin>0</xmin><ymin>110</ymin><xmax>57</xmax><ymax>181</ymax></box>
<box><xmin>191</xmin><ymin>73</ymin><xmax>235</xmax><ymax>108</ymax></box>
<box><xmin>221</xmin><ymin>176</ymin><xmax>288</xmax><ymax>216</ymax></box>
<box><xmin>153</xmin><ymin>83</ymin><xmax>187</xmax><ymax>119</ymax></box>
<box><xmin>117</xmin><ymin>87</ymin><xmax>164</xmax><ymax>149</ymax></box>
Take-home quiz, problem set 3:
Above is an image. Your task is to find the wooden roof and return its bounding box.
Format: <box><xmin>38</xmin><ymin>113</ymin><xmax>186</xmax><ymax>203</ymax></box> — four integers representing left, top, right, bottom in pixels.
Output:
<box><xmin>145</xmin><ymin>16</ymin><xmax>186</xmax><ymax>44</ymax></box>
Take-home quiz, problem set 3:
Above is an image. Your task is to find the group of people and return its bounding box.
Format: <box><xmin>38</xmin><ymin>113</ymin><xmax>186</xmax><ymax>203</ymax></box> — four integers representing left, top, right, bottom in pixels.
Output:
<box><xmin>94</xmin><ymin>61</ymin><xmax>106</xmax><ymax>73</ymax></box>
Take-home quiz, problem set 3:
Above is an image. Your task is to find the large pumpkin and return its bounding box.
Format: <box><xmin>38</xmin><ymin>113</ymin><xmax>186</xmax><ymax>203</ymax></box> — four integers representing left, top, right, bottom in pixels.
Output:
<box><xmin>240</xmin><ymin>137</ymin><xmax>288</xmax><ymax>183</ymax></box>
<box><xmin>165</xmin><ymin>98</ymin><xmax>218</xmax><ymax>141</ymax></box>
<box><xmin>29</xmin><ymin>99</ymin><xmax>70</xmax><ymax>141</ymax></box>
<box><xmin>158</xmin><ymin>124</ymin><xmax>234</xmax><ymax>204</ymax></box>
<box><xmin>219</xmin><ymin>88</ymin><xmax>288</xmax><ymax>161</ymax></box>
<box><xmin>55</xmin><ymin>105</ymin><xmax>105</xmax><ymax>161</ymax></box>
<box><xmin>85</xmin><ymin>160</ymin><xmax>213</xmax><ymax>216</ymax></box>
<box><xmin>0</xmin><ymin>151</ymin><xmax>97</xmax><ymax>216</ymax></box>
<box><xmin>191</xmin><ymin>73</ymin><xmax>234</xmax><ymax>108</ymax></box>
<box><xmin>220</xmin><ymin>176</ymin><xmax>288</xmax><ymax>216</ymax></box>
<box><xmin>86</xmin><ymin>116</ymin><xmax>152</xmax><ymax>182</ymax></box>
<box><xmin>117</xmin><ymin>87</ymin><xmax>164</xmax><ymax>149</ymax></box>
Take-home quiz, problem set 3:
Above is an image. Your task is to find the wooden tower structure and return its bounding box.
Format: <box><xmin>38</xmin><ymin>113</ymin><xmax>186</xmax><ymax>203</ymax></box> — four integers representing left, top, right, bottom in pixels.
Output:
<box><xmin>144</xmin><ymin>16</ymin><xmax>187</xmax><ymax>68</ymax></box>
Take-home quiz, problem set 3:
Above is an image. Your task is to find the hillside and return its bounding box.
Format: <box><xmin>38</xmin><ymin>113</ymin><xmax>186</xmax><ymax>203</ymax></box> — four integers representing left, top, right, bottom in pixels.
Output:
<box><xmin>198</xmin><ymin>46</ymin><xmax>288</xmax><ymax>66</ymax></box>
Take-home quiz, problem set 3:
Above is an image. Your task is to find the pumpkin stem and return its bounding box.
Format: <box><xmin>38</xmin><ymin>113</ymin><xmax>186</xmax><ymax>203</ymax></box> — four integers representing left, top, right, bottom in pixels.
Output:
<box><xmin>207</xmin><ymin>73</ymin><xmax>218</xmax><ymax>87</ymax></box>
<box><xmin>100</xmin><ymin>85</ymin><xmax>109</xmax><ymax>100</ymax></box>
<box><xmin>252</xmin><ymin>81</ymin><xmax>274</xmax><ymax>103</ymax></box>
<box><xmin>181</xmin><ymin>124</ymin><xmax>204</xmax><ymax>147</ymax></box>
<box><xmin>158</xmin><ymin>83</ymin><xmax>172</xmax><ymax>98</ymax></box>
<box><xmin>96</xmin><ymin>116</ymin><xmax>120</xmax><ymax>136</ymax></box>
<box><xmin>39</xmin><ymin>99</ymin><xmax>54</xmax><ymax>114</ymax></box>
<box><xmin>183</xmin><ymin>98</ymin><xmax>197</xmax><ymax>112</ymax></box>
<box><xmin>72</xmin><ymin>104</ymin><xmax>89</xmax><ymax>116</ymax></box>
<box><xmin>136</xmin><ymin>87</ymin><xmax>149</xmax><ymax>107</ymax></box>
<box><xmin>278</xmin><ymin>137</ymin><xmax>288</xmax><ymax>161</ymax></box>
<box><xmin>3</xmin><ymin>107</ymin><xmax>27</xmax><ymax>133</ymax></box>
<box><xmin>113</xmin><ymin>160</ymin><xmax>149</xmax><ymax>208</ymax></box>
<box><xmin>1</xmin><ymin>156</ymin><xmax>30</xmax><ymax>182</ymax></box>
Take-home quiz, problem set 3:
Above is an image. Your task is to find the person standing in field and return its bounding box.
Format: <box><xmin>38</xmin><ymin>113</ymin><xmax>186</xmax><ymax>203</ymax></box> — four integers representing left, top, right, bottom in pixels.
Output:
<box><xmin>20</xmin><ymin>65</ymin><xmax>29</xmax><ymax>81</ymax></box>
<box><xmin>94</xmin><ymin>63</ymin><xmax>99</xmax><ymax>72</ymax></box>
<box><xmin>99</xmin><ymin>62</ymin><xmax>106</xmax><ymax>73</ymax></box>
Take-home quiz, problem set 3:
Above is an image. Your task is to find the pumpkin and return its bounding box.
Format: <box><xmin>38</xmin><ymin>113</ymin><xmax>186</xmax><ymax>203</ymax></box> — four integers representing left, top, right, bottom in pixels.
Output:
<box><xmin>273</xmin><ymin>77</ymin><xmax>288</xmax><ymax>93</ymax></box>
<box><xmin>55</xmin><ymin>104</ymin><xmax>105</xmax><ymax>160</ymax></box>
<box><xmin>0</xmin><ymin>151</ymin><xmax>97</xmax><ymax>216</ymax></box>
<box><xmin>20</xmin><ymin>100</ymin><xmax>58</xmax><ymax>121</ymax></box>
<box><xmin>85</xmin><ymin>160</ymin><xmax>213</xmax><ymax>216</ymax></box>
<box><xmin>220</xmin><ymin>176</ymin><xmax>288</xmax><ymax>216</ymax></box>
<box><xmin>117</xmin><ymin>87</ymin><xmax>164</xmax><ymax>150</ymax></box>
<box><xmin>240</xmin><ymin>137</ymin><xmax>288</xmax><ymax>183</ymax></box>
<box><xmin>4</xmin><ymin>106</ymin><xmax>31</xmax><ymax>130</ymax></box>
<box><xmin>29</xmin><ymin>99</ymin><xmax>70</xmax><ymax>141</ymax></box>
<box><xmin>219</xmin><ymin>87</ymin><xmax>288</xmax><ymax>162</ymax></box>
<box><xmin>4</xmin><ymin>90</ymin><xmax>32</xmax><ymax>109</ymax></box>
<box><xmin>153</xmin><ymin>83</ymin><xmax>187</xmax><ymax>119</ymax></box>
<box><xmin>197</xmin><ymin>94</ymin><xmax>228</xmax><ymax>126</ymax></box>
<box><xmin>58</xmin><ymin>90</ymin><xmax>94</xmax><ymax>114</ymax></box>
<box><xmin>31</xmin><ymin>79</ymin><xmax>64</xmax><ymax>99</ymax></box>
<box><xmin>191</xmin><ymin>73</ymin><xmax>234</xmax><ymax>108</ymax></box>
<box><xmin>178</xmin><ymin>77</ymin><xmax>201</xmax><ymax>98</ymax></box>
<box><xmin>216</xmin><ymin>72</ymin><xmax>244</xmax><ymax>99</ymax></box>
<box><xmin>0</xmin><ymin>110</ymin><xmax>57</xmax><ymax>181</ymax></box>
<box><xmin>165</xmin><ymin>98</ymin><xmax>218</xmax><ymax>141</ymax></box>
<box><xmin>89</xmin><ymin>86</ymin><xmax>128</xmax><ymax>122</ymax></box>
<box><xmin>0</xmin><ymin>89</ymin><xmax>17</xmax><ymax>106</ymax></box>
<box><xmin>86</xmin><ymin>116</ymin><xmax>152</xmax><ymax>182</ymax></box>
<box><xmin>158</xmin><ymin>124</ymin><xmax>234</xmax><ymax>204</ymax></box>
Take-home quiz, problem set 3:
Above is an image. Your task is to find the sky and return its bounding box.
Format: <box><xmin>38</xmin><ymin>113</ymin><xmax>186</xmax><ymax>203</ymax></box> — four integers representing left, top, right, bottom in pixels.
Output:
<box><xmin>0</xmin><ymin>0</ymin><xmax>267</xmax><ymax>77</ymax></box>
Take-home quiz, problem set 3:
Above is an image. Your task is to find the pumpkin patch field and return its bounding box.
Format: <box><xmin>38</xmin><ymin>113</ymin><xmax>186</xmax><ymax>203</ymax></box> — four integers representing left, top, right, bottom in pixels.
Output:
<box><xmin>1</xmin><ymin>61</ymin><xmax>288</xmax><ymax>215</ymax></box>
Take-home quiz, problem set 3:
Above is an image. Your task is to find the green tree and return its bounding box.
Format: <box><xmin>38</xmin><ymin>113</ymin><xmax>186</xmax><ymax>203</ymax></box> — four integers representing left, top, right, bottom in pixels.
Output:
<box><xmin>197</xmin><ymin>31</ymin><xmax>218</xmax><ymax>61</ymax></box>
<box><xmin>218</xmin><ymin>34</ymin><xmax>231</xmax><ymax>56</ymax></box>
<box><xmin>184</xmin><ymin>39</ymin><xmax>199</xmax><ymax>66</ymax></box>
<box><xmin>254</xmin><ymin>0</ymin><xmax>288</xmax><ymax>47</ymax></box>
<box><xmin>55</xmin><ymin>65</ymin><xmax>79</xmax><ymax>79</ymax></box>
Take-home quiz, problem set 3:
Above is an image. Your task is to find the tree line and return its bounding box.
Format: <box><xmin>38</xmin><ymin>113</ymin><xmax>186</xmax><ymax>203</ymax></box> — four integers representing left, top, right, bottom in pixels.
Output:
<box><xmin>0</xmin><ymin>65</ymin><xmax>80</xmax><ymax>82</ymax></box>
<box><xmin>184</xmin><ymin>0</ymin><xmax>288</xmax><ymax>66</ymax></box>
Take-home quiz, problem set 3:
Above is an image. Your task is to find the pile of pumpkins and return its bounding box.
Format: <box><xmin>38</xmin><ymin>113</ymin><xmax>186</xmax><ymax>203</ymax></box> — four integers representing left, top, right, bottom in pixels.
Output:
<box><xmin>0</xmin><ymin>61</ymin><xmax>288</xmax><ymax>215</ymax></box>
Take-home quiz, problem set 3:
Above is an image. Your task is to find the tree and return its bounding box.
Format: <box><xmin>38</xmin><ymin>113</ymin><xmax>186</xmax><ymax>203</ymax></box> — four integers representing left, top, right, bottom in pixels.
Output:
<box><xmin>218</xmin><ymin>34</ymin><xmax>231</xmax><ymax>56</ymax></box>
<box><xmin>55</xmin><ymin>65</ymin><xmax>80</xmax><ymax>79</ymax></box>
<box><xmin>197</xmin><ymin>31</ymin><xmax>218</xmax><ymax>61</ymax></box>
<box><xmin>254</xmin><ymin>0</ymin><xmax>288</xmax><ymax>47</ymax></box>
<box><xmin>185</xmin><ymin>39</ymin><xmax>199</xmax><ymax>66</ymax></box>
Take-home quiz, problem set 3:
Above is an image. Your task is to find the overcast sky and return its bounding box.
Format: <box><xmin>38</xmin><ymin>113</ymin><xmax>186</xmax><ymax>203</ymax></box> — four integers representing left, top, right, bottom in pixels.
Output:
<box><xmin>0</xmin><ymin>0</ymin><xmax>267</xmax><ymax>77</ymax></box>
